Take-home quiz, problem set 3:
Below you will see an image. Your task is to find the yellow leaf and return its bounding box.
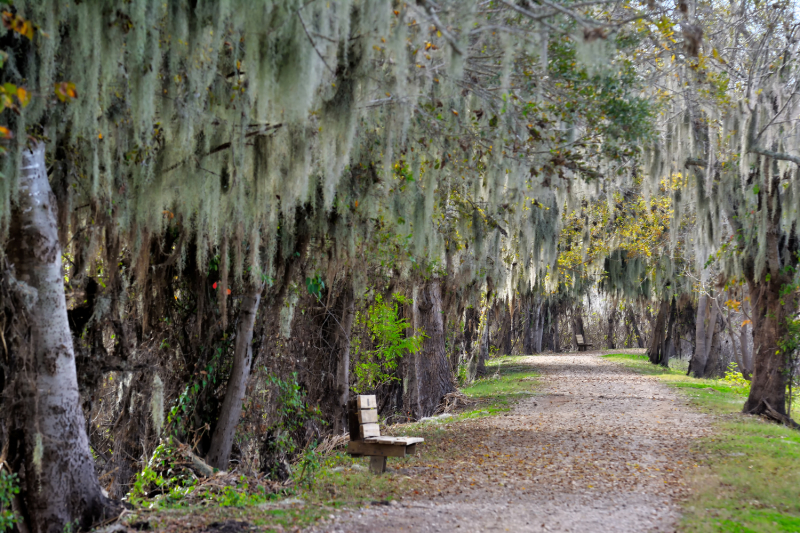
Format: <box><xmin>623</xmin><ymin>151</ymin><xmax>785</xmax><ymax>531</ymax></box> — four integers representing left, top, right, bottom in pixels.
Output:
<box><xmin>741</xmin><ymin>320</ymin><xmax>752</xmax><ymax>327</ymax></box>
<box><xmin>16</xmin><ymin>86</ymin><xmax>28</xmax><ymax>107</ymax></box>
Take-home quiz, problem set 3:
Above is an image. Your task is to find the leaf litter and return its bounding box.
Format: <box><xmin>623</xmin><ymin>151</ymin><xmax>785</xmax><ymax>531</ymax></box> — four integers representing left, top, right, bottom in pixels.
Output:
<box><xmin>312</xmin><ymin>353</ymin><xmax>712</xmax><ymax>532</ymax></box>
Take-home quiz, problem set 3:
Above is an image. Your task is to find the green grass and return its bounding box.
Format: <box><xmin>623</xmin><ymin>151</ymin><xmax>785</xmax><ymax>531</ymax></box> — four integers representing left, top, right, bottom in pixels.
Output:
<box><xmin>604</xmin><ymin>353</ymin><xmax>800</xmax><ymax>533</ymax></box>
<box><xmin>461</xmin><ymin>355</ymin><xmax>540</xmax><ymax>401</ymax></box>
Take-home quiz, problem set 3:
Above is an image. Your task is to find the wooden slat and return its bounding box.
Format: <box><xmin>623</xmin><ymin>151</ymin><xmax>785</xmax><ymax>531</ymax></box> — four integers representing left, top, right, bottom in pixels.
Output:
<box><xmin>360</xmin><ymin>423</ymin><xmax>380</xmax><ymax>439</ymax></box>
<box><xmin>576</xmin><ymin>334</ymin><xmax>584</xmax><ymax>344</ymax></box>
<box><xmin>365</xmin><ymin>436</ymin><xmax>424</xmax><ymax>446</ymax></box>
<box><xmin>347</xmin><ymin>441</ymin><xmax>407</xmax><ymax>457</ymax></box>
<box><xmin>357</xmin><ymin>409</ymin><xmax>378</xmax><ymax>424</ymax></box>
<box><xmin>391</xmin><ymin>436</ymin><xmax>424</xmax><ymax>445</ymax></box>
<box><xmin>357</xmin><ymin>395</ymin><xmax>377</xmax><ymax>409</ymax></box>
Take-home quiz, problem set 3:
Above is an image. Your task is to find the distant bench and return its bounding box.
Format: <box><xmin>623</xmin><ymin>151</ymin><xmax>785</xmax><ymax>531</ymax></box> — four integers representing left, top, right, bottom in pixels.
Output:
<box><xmin>576</xmin><ymin>334</ymin><xmax>592</xmax><ymax>352</ymax></box>
<box><xmin>346</xmin><ymin>395</ymin><xmax>424</xmax><ymax>474</ymax></box>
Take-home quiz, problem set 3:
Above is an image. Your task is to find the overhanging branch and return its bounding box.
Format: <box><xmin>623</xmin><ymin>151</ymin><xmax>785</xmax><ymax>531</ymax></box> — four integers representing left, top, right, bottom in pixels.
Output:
<box><xmin>751</xmin><ymin>147</ymin><xmax>800</xmax><ymax>165</ymax></box>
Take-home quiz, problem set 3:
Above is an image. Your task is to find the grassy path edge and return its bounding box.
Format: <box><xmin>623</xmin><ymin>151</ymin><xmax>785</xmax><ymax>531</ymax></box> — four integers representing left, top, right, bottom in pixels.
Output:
<box><xmin>603</xmin><ymin>353</ymin><xmax>800</xmax><ymax>533</ymax></box>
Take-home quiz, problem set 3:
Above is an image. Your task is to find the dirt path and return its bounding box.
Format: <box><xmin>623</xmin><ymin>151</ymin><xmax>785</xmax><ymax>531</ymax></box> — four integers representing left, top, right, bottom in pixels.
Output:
<box><xmin>311</xmin><ymin>353</ymin><xmax>711</xmax><ymax>533</ymax></box>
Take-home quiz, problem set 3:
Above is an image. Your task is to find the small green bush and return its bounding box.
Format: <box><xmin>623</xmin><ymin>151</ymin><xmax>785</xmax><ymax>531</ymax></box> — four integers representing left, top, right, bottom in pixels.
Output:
<box><xmin>0</xmin><ymin>470</ymin><xmax>19</xmax><ymax>532</ymax></box>
<box><xmin>351</xmin><ymin>293</ymin><xmax>423</xmax><ymax>393</ymax></box>
<box><xmin>721</xmin><ymin>362</ymin><xmax>750</xmax><ymax>389</ymax></box>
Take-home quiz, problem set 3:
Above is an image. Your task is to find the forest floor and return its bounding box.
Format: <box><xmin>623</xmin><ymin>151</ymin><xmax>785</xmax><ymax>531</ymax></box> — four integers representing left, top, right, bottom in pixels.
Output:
<box><xmin>119</xmin><ymin>351</ymin><xmax>800</xmax><ymax>533</ymax></box>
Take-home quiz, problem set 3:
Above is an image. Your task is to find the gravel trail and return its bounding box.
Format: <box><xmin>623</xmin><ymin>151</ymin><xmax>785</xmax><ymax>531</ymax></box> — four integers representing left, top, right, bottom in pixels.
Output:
<box><xmin>311</xmin><ymin>353</ymin><xmax>711</xmax><ymax>533</ymax></box>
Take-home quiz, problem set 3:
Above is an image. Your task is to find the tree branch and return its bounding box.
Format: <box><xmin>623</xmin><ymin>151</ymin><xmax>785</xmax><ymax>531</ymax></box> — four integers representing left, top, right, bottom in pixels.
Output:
<box><xmin>750</xmin><ymin>147</ymin><xmax>800</xmax><ymax>165</ymax></box>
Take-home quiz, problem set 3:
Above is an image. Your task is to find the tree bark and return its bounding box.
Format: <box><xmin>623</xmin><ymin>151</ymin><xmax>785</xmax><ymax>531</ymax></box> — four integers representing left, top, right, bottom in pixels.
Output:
<box><xmin>207</xmin><ymin>286</ymin><xmax>262</xmax><ymax>469</ymax></box>
<box><xmin>333</xmin><ymin>280</ymin><xmax>355</xmax><ymax>434</ymax></box>
<box><xmin>6</xmin><ymin>143</ymin><xmax>116</xmax><ymax>532</ymax></box>
<box><xmin>411</xmin><ymin>281</ymin><xmax>456</xmax><ymax>418</ymax></box>
<box><xmin>625</xmin><ymin>306</ymin><xmax>644</xmax><ymax>348</ymax></box>
<box><xmin>743</xmin><ymin>277</ymin><xmax>795</xmax><ymax>415</ymax></box>
<box><xmin>523</xmin><ymin>298</ymin><xmax>534</xmax><ymax>354</ymax></box>
<box><xmin>607</xmin><ymin>299</ymin><xmax>617</xmax><ymax>349</ymax></box>
<box><xmin>462</xmin><ymin>305</ymin><xmax>477</xmax><ymax>372</ymax></box>
<box><xmin>689</xmin><ymin>294</ymin><xmax>710</xmax><ymax>377</ymax></box>
<box><xmin>646</xmin><ymin>297</ymin><xmax>673</xmax><ymax>367</ymax></box>
<box><xmin>552</xmin><ymin>305</ymin><xmax>560</xmax><ymax>352</ymax></box>
<box><xmin>476</xmin><ymin>304</ymin><xmax>490</xmax><ymax>376</ymax></box>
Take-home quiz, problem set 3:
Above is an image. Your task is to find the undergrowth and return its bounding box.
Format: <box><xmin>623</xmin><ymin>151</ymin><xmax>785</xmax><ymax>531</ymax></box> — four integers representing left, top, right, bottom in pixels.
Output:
<box><xmin>604</xmin><ymin>352</ymin><xmax>800</xmax><ymax>533</ymax></box>
<box><xmin>120</xmin><ymin>354</ymin><xmax>539</xmax><ymax>531</ymax></box>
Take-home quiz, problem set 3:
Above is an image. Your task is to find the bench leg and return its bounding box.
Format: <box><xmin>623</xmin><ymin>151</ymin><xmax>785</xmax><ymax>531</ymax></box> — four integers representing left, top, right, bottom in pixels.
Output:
<box><xmin>369</xmin><ymin>455</ymin><xmax>387</xmax><ymax>474</ymax></box>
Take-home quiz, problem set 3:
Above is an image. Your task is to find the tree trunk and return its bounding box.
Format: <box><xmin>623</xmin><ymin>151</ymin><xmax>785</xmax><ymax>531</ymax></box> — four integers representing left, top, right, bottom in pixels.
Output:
<box><xmin>534</xmin><ymin>301</ymin><xmax>544</xmax><ymax>352</ymax></box>
<box><xmin>207</xmin><ymin>287</ymin><xmax>262</xmax><ymax>469</ymax></box>
<box><xmin>476</xmin><ymin>305</ymin><xmax>490</xmax><ymax>376</ymax></box>
<box><xmin>333</xmin><ymin>280</ymin><xmax>355</xmax><ymax>434</ymax></box>
<box><xmin>462</xmin><ymin>305</ymin><xmax>477</xmax><ymax>373</ymax></box>
<box><xmin>646</xmin><ymin>297</ymin><xmax>673</xmax><ymax>367</ymax></box>
<box><xmin>625</xmin><ymin>306</ymin><xmax>644</xmax><ymax>348</ymax></box>
<box><xmin>523</xmin><ymin>299</ymin><xmax>534</xmax><ymax>354</ymax></box>
<box><xmin>500</xmin><ymin>304</ymin><xmax>512</xmax><ymax>355</ymax></box>
<box><xmin>607</xmin><ymin>300</ymin><xmax>617</xmax><ymax>349</ymax></box>
<box><xmin>689</xmin><ymin>294</ymin><xmax>709</xmax><ymax>377</ymax></box>
<box><xmin>743</xmin><ymin>277</ymin><xmax>795</xmax><ymax>416</ymax></box>
<box><xmin>740</xmin><ymin>320</ymin><xmax>753</xmax><ymax>379</ymax></box>
<box><xmin>552</xmin><ymin>305</ymin><xmax>560</xmax><ymax>352</ymax></box>
<box><xmin>6</xmin><ymin>143</ymin><xmax>116</xmax><ymax>532</ymax></box>
<box><xmin>411</xmin><ymin>281</ymin><xmax>456</xmax><ymax>418</ymax></box>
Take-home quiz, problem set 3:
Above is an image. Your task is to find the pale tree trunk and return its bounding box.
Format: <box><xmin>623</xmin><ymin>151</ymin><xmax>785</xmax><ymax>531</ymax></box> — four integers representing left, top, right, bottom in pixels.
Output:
<box><xmin>740</xmin><ymin>321</ymin><xmax>753</xmax><ymax>379</ymax></box>
<box><xmin>690</xmin><ymin>294</ymin><xmax>709</xmax><ymax>376</ymax></box>
<box><xmin>6</xmin><ymin>143</ymin><xmax>116</xmax><ymax>532</ymax></box>
<box><xmin>207</xmin><ymin>287</ymin><xmax>262</xmax><ymax>469</ymax></box>
<box><xmin>607</xmin><ymin>299</ymin><xmax>618</xmax><ymax>349</ymax></box>
<box><xmin>534</xmin><ymin>306</ymin><xmax>544</xmax><ymax>352</ymax></box>
<box><xmin>411</xmin><ymin>281</ymin><xmax>456</xmax><ymax>418</ymax></box>
<box><xmin>333</xmin><ymin>280</ymin><xmax>355</xmax><ymax>434</ymax></box>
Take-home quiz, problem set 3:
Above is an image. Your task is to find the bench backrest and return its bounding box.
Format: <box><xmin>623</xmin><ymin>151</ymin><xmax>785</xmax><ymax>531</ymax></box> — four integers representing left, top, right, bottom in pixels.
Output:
<box><xmin>576</xmin><ymin>334</ymin><xmax>585</xmax><ymax>344</ymax></box>
<box><xmin>347</xmin><ymin>395</ymin><xmax>380</xmax><ymax>441</ymax></box>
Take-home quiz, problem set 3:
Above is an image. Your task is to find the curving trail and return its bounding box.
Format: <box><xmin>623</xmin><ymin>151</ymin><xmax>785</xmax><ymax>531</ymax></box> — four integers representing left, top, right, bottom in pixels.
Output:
<box><xmin>311</xmin><ymin>353</ymin><xmax>711</xmax><ymax>533</ymax></box>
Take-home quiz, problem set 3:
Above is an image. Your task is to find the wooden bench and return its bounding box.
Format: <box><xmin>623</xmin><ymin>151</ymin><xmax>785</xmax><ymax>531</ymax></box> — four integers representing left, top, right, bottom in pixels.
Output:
<box><xmin>576</xmin><ymin>334</ymin><xmax>592</xmax><ymax>352</ymax></box>
<box><xmin>346</xmin><ymin>395</ymin><xmax>424</xmax><ymax>474</ymax></box>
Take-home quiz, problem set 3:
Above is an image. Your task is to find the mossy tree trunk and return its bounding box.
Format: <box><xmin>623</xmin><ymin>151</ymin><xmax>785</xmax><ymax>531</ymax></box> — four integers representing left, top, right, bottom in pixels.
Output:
<box><xmin>207</xmin><ymin>286</ymin><xmax>262</xmax><ymax>469</ymax></box>
<box><xmin>332</xmin><ymin>278</ymin><xmax>355</xmax><ymax>434</ymax></box>
<box><xmin>411</xmin><ymin>281</ymin><xmax>456</xmax><ymax>418</ymax></box>
<box><xmin>6</xmin><ymin>143</ymin><xmax>117</xmax><ymax>532</ymax></box>
<box><xmin>742</xmin><ymin>170</ymin><xmax>798</xmax><ymax>415</ymax></box>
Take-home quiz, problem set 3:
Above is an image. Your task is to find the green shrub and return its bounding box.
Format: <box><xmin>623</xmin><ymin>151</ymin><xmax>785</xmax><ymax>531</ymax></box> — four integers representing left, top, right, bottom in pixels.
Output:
<box><xmin>0</xmin><ymin>470</ymin><xmax>19</xmax><ymax>532</ymax></box>
<box><xmin>351</xmin><ymin>293</ymin><xmax>423</xmax><ymax>393</ymax></box>
<box><xmin>721</xmin><ymin>362</ymin><xmax>750</xmax><ymax>389</ymax></box>
<box><xmin>259</xmin><ymin>373</ymin><xmax>324</xmax><ymax>481</ymax></box>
